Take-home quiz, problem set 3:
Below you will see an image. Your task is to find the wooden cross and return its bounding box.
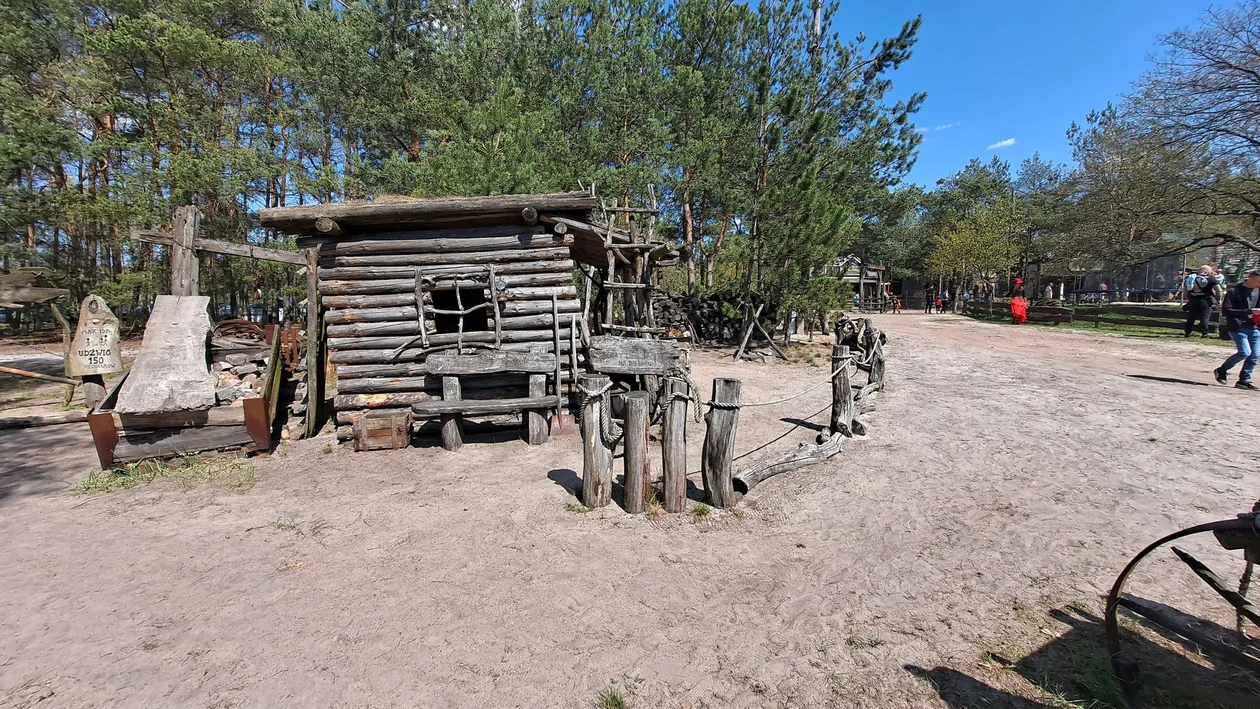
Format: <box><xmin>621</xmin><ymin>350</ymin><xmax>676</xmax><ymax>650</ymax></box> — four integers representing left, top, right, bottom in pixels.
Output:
<box><xmin>131</xmin><ymin>206</ymin><xmax>307</xmax><ymax>296</ymax></box>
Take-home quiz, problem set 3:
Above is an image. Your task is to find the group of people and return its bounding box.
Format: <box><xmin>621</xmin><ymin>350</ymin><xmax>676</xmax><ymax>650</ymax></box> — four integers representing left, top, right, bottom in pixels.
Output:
<box><xmin>923</xmin><ymin>291</ymin><xmax>952</xmax><ymax>314</ymax></box>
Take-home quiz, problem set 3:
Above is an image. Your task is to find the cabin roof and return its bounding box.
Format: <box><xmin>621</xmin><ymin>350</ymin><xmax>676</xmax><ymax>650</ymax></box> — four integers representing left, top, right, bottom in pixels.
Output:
<box><xmin>258</xmin><ymin>191</ymin><xmax>599</xmax><ymax>235</ymax></box>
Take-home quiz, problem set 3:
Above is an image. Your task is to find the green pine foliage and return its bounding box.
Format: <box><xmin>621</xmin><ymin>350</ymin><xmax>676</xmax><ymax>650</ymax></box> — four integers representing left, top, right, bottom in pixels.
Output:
<box><xmin>1</xmin><ymin>0</ymin><xmax>925</xmax><ymax>321</ymax></box>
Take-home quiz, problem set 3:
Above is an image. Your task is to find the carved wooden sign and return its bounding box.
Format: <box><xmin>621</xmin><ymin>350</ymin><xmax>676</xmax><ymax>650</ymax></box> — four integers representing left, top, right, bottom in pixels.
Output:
<box><xmin>67</xmin><ymin>295</ymin><xmax>124</xmax><ymax>376</ymax></box>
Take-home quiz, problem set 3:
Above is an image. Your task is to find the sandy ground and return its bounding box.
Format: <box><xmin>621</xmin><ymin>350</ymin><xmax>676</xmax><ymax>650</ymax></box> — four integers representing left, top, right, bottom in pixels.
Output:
<box><xmin>2</xmin><ymin>314</ymin><xmax>1258</xmax><ymax>708</ymax></box>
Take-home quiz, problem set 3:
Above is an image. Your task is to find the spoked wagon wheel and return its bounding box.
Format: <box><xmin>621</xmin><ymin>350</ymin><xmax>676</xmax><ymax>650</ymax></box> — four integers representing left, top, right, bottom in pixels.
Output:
<box><xmin>1105</xmin><ymin>503</ymin><xmax>1260</xmax><ymax>708</ymax></box>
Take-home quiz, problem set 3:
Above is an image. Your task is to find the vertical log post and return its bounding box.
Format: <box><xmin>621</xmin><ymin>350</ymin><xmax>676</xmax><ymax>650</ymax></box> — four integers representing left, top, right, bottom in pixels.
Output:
<box><xmin>305</xmin><ymin>244</ymin><xmax>322</xmax><ymax>438</ymax></box>
<box><xmin>871</xmin><ymin>339</ymin><xmax>886</xmax><ymax>391</ymax></box>
<box><xmin>170</xmin><ymin>205</ymin><xmax>201</xmax><ymax>296</ymax></box>
<box><xmin>701</xmin><ymin>377</ymin><xmax>741</xmax><ymax>508</ymax></box>
<box><xmin>830</xmin><ymin>345</ymin><xmax>853</xmax><ymax>437</ymax></box>
<box><xmin>622</xmin><ymin>391</ymin><xmax>650</xmax><ymax>514</ymax></box>
<box><xmin>526</xmin><ymin>373</ymin><xmax>549</xmax><ymax>445</ymax></box>
<box><xmin>579</xmin><ymin>373</ymin><xmax>613</xmax><ymax>508</ymax></box>
<box><xmin>441</xmin><ymin>376</ymin><xmax>464</xmax><ymax>451</ymax></box>
<box><xmin>661</xmin><ymin>376</ymin><xmax>688</xmax><ymax>513</ymax></box>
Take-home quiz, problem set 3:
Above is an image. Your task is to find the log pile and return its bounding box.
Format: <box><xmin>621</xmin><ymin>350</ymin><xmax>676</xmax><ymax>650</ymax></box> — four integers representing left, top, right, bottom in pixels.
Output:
<box><xmin>651</xmin><ymin>290</ymin><xmax>776</xmax><ymax>344</ymax></box>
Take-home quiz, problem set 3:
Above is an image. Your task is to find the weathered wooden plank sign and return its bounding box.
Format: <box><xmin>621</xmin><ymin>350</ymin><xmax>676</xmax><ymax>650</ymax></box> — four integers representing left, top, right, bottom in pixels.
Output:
<box><xmin>67</xmin><ymin>295</ymin><xmax>124</xmax><ymax>377</ymax></box>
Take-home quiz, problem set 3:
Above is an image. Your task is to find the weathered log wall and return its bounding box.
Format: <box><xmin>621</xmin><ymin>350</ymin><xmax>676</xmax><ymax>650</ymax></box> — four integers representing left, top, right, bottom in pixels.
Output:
<box><xmin>319</xmin><ymin>220</ymin><xmax>583</xmax><ymax>437</ymax></box>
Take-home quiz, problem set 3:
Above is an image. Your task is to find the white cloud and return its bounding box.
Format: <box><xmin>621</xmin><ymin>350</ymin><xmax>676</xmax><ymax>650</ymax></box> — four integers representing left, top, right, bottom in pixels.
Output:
<box><xmin>934</xmin><ymin>122</ymin><xmax>959</xmax><ymax>131</ymax></box>
<box><xmin>915</xmin><ymin>126</ymin><xmax>929</xmax><ymax>133</ymax></box>
<box><xmin>987</xmin><ymin>137</ymin><xmax>1016</xmax><ymax>150</ymax></box>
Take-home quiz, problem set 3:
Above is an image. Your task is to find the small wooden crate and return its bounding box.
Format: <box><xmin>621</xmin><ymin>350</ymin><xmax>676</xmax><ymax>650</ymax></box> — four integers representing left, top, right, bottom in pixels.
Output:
<box><xmin>353</xmin><ymin>410</ymin><xmax>412</xmax><ymax>451</ymax></box>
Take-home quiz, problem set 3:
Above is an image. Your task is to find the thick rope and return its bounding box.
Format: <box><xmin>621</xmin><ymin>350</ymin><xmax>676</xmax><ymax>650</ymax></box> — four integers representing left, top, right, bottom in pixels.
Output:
<box><xmin>576</xmin><ymin>380</ymin><xmax>623</xmax><ymax>446</ymax></box>
<box><xmin>714</xmin><ymin>357</ymin><xmax>850</xmax><ymax>410</ymax></box>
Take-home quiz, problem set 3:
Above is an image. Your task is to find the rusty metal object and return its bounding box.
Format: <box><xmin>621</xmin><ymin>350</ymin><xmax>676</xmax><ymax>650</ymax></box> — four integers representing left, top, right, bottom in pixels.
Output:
<box><xmin>1105</xmin><ymin>508</ymin><xmax>1260</xmax><ymax>708</ymax></box>
<box><xmin>212</xmin><ymin>319</ymin><xmax>265</xmax><ymax>341</ymax></box>
<box><xmin>280</xmin><ymin>325</ymin><xmax>302</xmax><ymax>369</ymax></box>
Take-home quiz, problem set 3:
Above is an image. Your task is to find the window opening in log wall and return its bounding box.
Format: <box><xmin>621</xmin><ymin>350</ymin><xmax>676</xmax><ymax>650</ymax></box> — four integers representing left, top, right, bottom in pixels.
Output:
<box><xmin>432</xmin><ymin>287</ymin><xmax>490</xmax><ymax>334</ymax></box>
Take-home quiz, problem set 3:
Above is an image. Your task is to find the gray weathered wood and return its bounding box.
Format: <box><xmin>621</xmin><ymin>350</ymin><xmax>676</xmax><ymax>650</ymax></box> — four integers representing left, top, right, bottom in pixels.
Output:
<box><xmin>0</xmin><ymin>365</ymin><xmax>78</xmax><ymax>385</ymax></box>
<box><xmin>440</xmin><ymin>376</ymin><xmax>463</xmax><ymax>451</ymax></box>
<box><xmin>321</xmin><ymin>247</ymin><xmax>572</xmax><ymax>272</ymax></box>
<box><xmin>579</xmin><ymin>373</ymin><xmax>613</xmax><ymax>508</ymax></box>
<box><xmin>115</xmin><ymin>295</ymin><xmax>216</xmax><ymax>413</ymax></box>
<box><xmin>132</xmin><ymin>228</ymin><xmax>307</xmax><ymax>266</ymax></box>
<box><xmin>503</xmin><ymin>298</ymin><xmax>582</xmax><ymax>316</ymax></box>
<box><xmin>526</xmin><ymin>374</ymin><xmax>549</xmax><ymax>445</ymax></box>
<box><xmin>328</xmin><ymin>339</ymin><xmax>574</xmax><ymax>364</ymax></box>
<box><xmin>327</xmin><ymin>329</ymin><xmax>569</xmax><ymax>350</ymax></box>
<box><xmin>496</xmin><ymin>285</ymin><xmax>579</xmax><ymax>301</ymax></box>
<box><xmin>413</xmin><ymin>395</ymin><xmax>560</xmax><ymax>417</ymax></box>
<box><xmin>622</xmin><ymin>391</ymin><xmax>650</xmax><ymax>514</ymax></box>
<box><xmin>319</xmin><ymin>270</ymin><xmax>571</xmax><ymax>295</ymax></box>
<box><xmin>314</xmin><ymin>217</ymin><xmax>342</xmax><ymax>237</ymax></box>
<box><xmin>871</xmin><ymin>339</ymin><xmax>886</xmax><ymax>391</ymax></box>
<box><xmin>336</xmin><ymin>373</ymin><xmax>537</xmax><ymax>395</ymax></box>
<box><xmin>306</xmin><ymin>245</ymin><xmax>321</xmax><ymax>437</ymax></box>
<box><xmin>662</xmin><ymin>377</ymin><xmax>688</xmax><ymax>513</ymax></box>
<box><xmin>260</xmin><ymin>192</ymin><xmax>598</xmax><ymax>233</ymax></box>
<box><xmin>170</xmin><ymin>206</ymin><xmax>200</xmax><ymax>296</ymax></box>
<box><xmin>427</xmin><ymin>349</ymin><xmax>555</xmax><ymax>375</ymax></box>
<box><xmin>325</xmin><ymin>311</ymin><xmax>572</xmax><ymax>337</ymax></box>
<box><xmin>334</xmin><ymin>391</ymin><xmax>434</xmax><ymax>410</ymax></box>
<box><xmin>701</xmin><ymin>377</ymin><xmax>740</xmax><ymax>508</ymax></box>
<box><xmin>732</xmin><ymin>432</ymin><xmax>845</xmax><ymax>495</ymax></box>
<box><xmin>320</xmin><ymin>232</ymin><xmax>567</xmax><ymax>256</ymax></box>
<box><xmin>831</xmin><ymin>345</ymin><xmax>854</xmax><ymax>437</ymax></box>
<box><xmin>322</xmin><ymin>293</ymin><xmax>430</xmax><ymax>309</ymax></box>
<box><xmin>113</xmin><ymin>424</ymin><xmax>257</xmax><ymax>462</ymax></box>
<box><xmin>521</xmin><ymin>206</ymin><xmax>539</xmax><ymax>225</ymax></box>
<box><xmin>0</xmin><ymin>410</ymin><xmax>89</xmax><ymax>429</ymax></box>
<box><xmin>588</xmin><ymin>335</ymin><xmax>681</xmax><ymax>375</ymax></box>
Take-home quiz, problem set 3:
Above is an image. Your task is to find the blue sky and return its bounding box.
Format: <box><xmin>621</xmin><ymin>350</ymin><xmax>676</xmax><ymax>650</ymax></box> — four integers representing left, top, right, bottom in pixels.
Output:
<box><xmin>834</xmin><ymin>0</ymin><xmax>1208</xmax><ymax>187</ymax></box>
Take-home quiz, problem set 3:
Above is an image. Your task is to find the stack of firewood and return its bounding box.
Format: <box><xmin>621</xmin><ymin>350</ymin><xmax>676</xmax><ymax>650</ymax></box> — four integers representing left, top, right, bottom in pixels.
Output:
<box><xmin>651</xmin><ymin>290</ymin><xmax>776</xmax><ymax>344</ymax></box>
<box><xmin>213</xmin><ymin>353</ymin><xmax>270</xmax><ymax>405</ymax></box>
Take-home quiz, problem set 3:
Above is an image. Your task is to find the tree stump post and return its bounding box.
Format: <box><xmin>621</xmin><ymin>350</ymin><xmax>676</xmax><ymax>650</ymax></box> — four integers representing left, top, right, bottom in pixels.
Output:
<box><xmin>701</xmin><ymin>377</ymin><xmax>741</xmax><ymax>508</ymax></box>
<box><xmin>831</xmin><ymin>345</ymin><xmax>853</xmax><ymax>437</ymax></box>
<box><xmin>871</xmin><ymin>339</ymin><xmax>886</xmax><ymax>391</ymax></box>
<box><xmin>622</xmin><ymin>391</ymin><xmax>650</xmax><ymax>514</ymax></box>
<box><xmin>661</xmin><ymin>376</ymin><xmax>688</xmax><ymax>513</ymax></box>
<box><xmin>579</xmin><ymin>373</ymin><xmax>613</xmax><ymax>508</ymax></box>
<box><xmin>440</xmin><ymin>376</ymin><xmax>463</xmax><ymax>451</ymax></box>
<box><xmin>526</xmin><ymin>373</ymin><xmax>549</xmax><ymax>445</ymax></box>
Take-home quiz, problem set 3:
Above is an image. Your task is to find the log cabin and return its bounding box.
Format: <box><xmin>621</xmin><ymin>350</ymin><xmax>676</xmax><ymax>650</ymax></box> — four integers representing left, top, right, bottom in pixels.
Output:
<box><xmin>259</xmin><ymin>191</ymin><xmax>652</xmax><ymax>449</ymax></box>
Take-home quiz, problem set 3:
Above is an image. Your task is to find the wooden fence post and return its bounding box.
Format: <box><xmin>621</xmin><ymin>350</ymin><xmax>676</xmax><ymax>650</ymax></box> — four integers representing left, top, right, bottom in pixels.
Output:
<box><xmin>579</xmin><ymin>373</ymin><xmax>613</xmax><ymax>508</ymax></box>
<box><xmin>526</xmin><ymin>373</ymin><xmax>549</xmax><ymax>445</ymax></box>
<box><xmin>170</xmin><ymin>206</ymin><xmax>201</xmax><ymax>296</ymax></box>
<box><xmin>622</xmin><ymin>391</ymin><xmax>650</xmax><ymax>514</ymax></box>
<box><xmin>871</xmin><ymin>339</ymin><xmax>886</xmax><ymax>391</ymax></box>
<box><xmin>662</xmin><ymin>376</ymin><xmax>688</xmax><ymax>513</ymax></box>
<box><xmin>831</xmin><ymin>344</ymin><xmax>853</xmax><ymax>437</ymax></box>
<box><xmin>701</xmin><ymin>377</ymin><xmax>740</xmax><ymax>508</ymax></box>
<box><xmin>441</xmin><ymin>376</ymin><xmax>464</xmax><ymax>451</ymax></box>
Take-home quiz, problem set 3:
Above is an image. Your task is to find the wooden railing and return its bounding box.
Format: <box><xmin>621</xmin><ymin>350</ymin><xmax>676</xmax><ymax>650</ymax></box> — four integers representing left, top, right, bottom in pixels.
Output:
<box><xmin>960</xmin><ymin>300</ymin><xmax>1221</xmax><ymax>332</ymax></box>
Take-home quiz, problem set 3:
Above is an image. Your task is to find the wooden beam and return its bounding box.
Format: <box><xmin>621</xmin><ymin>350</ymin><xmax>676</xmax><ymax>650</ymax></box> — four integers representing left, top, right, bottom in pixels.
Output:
<box><xmin>306</xmin><ymin>245</ymin><xmax>322</xmax><ymax>438</ymax></box>
<box><xmin>426</xmin><ymin>350</ymin><xmax>555</xmax><ymax>375</ymax></box>
<box><xmin>0</xmin><ymin>364</ymin><xmax>78</xmax><ymax>385</ymax></box>
<box><xmin>314</xmin><ymin>217</ymin><xmax>342</xmax><ymax>237</ymax></box>
<box><xmin>0</xmin><ymin>284</ymin><xmax>69</xmax><ymax>307</ymax></box>
<box><xmin>258</xmin><ymin>191</ymin><xmax>598</xmax><ymax>233</ymax></box>
<box><xmin>411</xmin><ymin>395</ymin><xmax>560</xmax><ymax>417</ymax></box>
<box><xmin>132</xmin><ymin>229</ymin><xmax>306</xmax><ymax>266</ymax></box>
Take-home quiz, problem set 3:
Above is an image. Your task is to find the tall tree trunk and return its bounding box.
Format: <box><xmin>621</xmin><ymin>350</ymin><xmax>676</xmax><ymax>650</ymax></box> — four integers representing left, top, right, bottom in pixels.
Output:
<box><xmin>682</xmin><ymin>171</ymin><xmax>695</xmax><ymax>293</ymax></box>
<box><xmin>707</xmin><ymin>210</ymin><xmax>729</xmax><ymax>289</ymax></box>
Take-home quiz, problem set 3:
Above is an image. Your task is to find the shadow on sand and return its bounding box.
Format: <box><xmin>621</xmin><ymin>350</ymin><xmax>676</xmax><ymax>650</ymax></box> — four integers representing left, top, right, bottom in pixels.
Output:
<box><xmin>907</xmin><ymin>605</ymin><xmax>1259</xmax><ymax>708</ymax></box>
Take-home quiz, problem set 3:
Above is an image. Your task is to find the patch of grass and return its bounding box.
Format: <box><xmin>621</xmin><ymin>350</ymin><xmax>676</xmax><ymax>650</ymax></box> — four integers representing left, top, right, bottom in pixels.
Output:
<box><xmin>691</xmin><ymin>502</ymin><xmax>712</xmax><ymax>521</ymax></box>
<box><xmin>564</xmin><ymin>502</ymin><xmax>592</xmax><ymax>514</ymax></box>
<box><xmin>76</xmin><ymin>453</ymin><xmax>254</xmax><ymax>494</ymax></box>
<box><xmin>845</xmin><ymin>635</ymin><xmax>885</xmax><ymax>649</ymax></box>
<box><xmin>595</xmin><ymin>686</ymin><xmax>628</xmax><ymax>709</ymax></box>
<box><xmin>320</xmin><ymin>443</ymin><xmax>333</xmax><ymax>455</ymax></box>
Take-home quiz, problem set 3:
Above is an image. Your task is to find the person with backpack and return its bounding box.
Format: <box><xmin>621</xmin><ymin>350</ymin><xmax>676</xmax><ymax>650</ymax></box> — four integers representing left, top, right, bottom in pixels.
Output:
<box><xmin>1183</xmin><ymin>265</ymin><xmax>1220</xmax><ymax>337</ymax></box>
<box><xmin>1213</xmin><ymin>270</ymin><xmax>1260</xmax><ymax>390</ymax></box>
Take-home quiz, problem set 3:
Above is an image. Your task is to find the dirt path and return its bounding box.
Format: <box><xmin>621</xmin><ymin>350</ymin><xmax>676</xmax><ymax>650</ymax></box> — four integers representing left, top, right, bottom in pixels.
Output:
<box><xmin>1</xmin><ymin>314</ymin><xmax>1257</xmax><ymax>708</ymax></box>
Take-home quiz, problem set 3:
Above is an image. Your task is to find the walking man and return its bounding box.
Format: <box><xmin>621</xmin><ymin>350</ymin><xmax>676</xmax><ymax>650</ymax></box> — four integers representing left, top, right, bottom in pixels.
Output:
<box><xmin>1184</xmin><ymin>265</ymin><xmax>1219</xmax><ymax>338</ymax></box>
<box><xmin>1214</xmin><ymin>270</ymin><xmax>1260</xmax><ymax>390</ymax></box>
